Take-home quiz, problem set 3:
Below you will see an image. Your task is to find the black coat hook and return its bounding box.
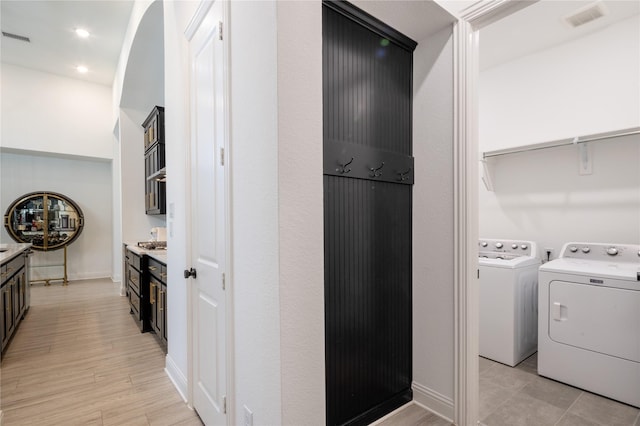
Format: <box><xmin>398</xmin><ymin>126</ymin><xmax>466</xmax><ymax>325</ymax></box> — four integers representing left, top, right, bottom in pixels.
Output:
<box><xmin>336</xmin><ymin>157</ymin><xmax>354</xmax><ymax>174</ymax></box>
<box><xmin>397</xmin><ymin>168</ymin><xmax>412</xmax><ymax>182</ymax></box>
<box><xmin>369</xmin><ymin>162</ymin><xmax>385</xmax><ymax>178</ymax></box>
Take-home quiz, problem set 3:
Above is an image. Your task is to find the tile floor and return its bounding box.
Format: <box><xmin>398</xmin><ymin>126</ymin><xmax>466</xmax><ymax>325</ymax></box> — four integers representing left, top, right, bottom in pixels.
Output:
<box><xmin>479</xmin><ymin>353</ymin><xmax>640</xmax><ymax>426</ymax></box>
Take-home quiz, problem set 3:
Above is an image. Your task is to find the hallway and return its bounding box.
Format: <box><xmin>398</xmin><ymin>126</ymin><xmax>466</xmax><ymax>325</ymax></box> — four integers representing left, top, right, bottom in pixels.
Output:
<box><xmin>0</xmin><ymin>279</ymin><xmax>202</xmax><ymax>425</ymax></box>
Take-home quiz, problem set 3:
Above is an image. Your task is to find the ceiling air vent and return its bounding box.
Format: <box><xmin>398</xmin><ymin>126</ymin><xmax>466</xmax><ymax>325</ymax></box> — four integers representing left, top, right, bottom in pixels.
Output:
<box><xmin>2</xmin><ymin>31</ymin><xmax>31</xmax><ymax>43</ymax></box>
<box><xmin>563</xmin><ymin>1</ymin><xmax>609</xmax><ymax>28</ymax></box>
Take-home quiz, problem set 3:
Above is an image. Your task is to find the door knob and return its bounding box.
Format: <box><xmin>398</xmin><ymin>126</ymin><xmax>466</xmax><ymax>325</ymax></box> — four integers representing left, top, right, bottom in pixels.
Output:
<box><xmin>184</xmin><ymin>268</ymin><xmax>197</xmax><ymax>279</ymax></box>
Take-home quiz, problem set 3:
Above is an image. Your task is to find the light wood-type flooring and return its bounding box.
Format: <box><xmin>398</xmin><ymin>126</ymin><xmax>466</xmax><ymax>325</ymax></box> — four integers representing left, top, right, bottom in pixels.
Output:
<box><xmin>4</xmin><ymin>278</ymin><xmax>638</xmax><ymax>426</ymax></box>
<box><xmin>0</xmin><ymin>278</ymin><xmax>202</xmax><ymax>426</ymax></box>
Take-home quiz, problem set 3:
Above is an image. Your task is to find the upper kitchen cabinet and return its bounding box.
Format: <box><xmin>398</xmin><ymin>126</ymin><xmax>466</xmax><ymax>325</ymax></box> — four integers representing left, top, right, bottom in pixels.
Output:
<box><xmin>3</xmin><ymin>192</ymin><xmax>84</xmax><ymax>251</ymax></box>
<box><xmin>143</xmin><ymin>106</ymin><xmax>166</xmax><ymax>215</ymax></box>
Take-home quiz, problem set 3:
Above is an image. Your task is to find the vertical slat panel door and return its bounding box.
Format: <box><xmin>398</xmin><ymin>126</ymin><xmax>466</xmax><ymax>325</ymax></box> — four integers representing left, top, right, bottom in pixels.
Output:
<box><xmin>323</xmin><ymin>2</ymin><xmax>417</xmax><ymax>425</ymax></box>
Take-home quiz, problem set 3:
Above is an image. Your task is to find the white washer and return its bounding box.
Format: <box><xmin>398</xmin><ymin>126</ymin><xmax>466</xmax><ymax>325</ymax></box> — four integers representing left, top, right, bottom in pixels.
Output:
<box><xmin>538</xmin><ymin>242</ymin><xmax>640</xmax><ymax>408</ymax></box>
<box><xmin>479</xmin><ymin>239</ymin><xmax>540</xmax><ymax>366</ymax></box>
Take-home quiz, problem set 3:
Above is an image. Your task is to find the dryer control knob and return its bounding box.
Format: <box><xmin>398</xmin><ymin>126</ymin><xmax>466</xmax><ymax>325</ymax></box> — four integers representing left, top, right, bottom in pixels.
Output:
<box><xmin>481</xmin><ymin>242</ymin><xmax>488</xmax><ymax>247</ymax></box>
<box><xmin>607</xmin><ymin>247</ymin><xmax>619</xmax><ymax>256</ymax></box>
<box><xmin>521</xmin><ymin>244</ymin><xmax>528</xmax><ymax>250</ymax></box>
<box><xmin>512</xmin><ymin>244</ymin><xmax>518</xmax><ymax>249</ymax></box>
<box><xmin>495</xmin><ymin>243</ymin><xmax>503</xmax><ymax>249</ymax></box>
<box><xmin>581</xmin><ymin>247</ymin><xmax>591</xmax><ymax>253</ymax></box>
<box><xmin>570</xmin><ymin>246</ymin><xmax>578</xmax><ymax>253</ymax></box>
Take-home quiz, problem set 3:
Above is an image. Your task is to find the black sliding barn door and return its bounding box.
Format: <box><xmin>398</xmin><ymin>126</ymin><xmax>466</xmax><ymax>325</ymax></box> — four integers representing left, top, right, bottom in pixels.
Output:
<box><xmin>323</xmin><ymin>2</ymin><xmax>417</xmax><ymax>425</ymax></box>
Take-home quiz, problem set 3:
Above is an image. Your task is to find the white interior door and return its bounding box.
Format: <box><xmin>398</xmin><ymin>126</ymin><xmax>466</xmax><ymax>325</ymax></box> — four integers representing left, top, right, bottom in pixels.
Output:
<box><xmin>188</xmin><ymin>1</ymin><xmax>227</xmax><ymax>424</ymax></box>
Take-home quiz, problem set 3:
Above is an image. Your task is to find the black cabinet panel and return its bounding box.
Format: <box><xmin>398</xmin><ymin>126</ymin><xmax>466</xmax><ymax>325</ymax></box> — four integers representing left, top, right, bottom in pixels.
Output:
<box><xmin>323</xmin><ymin>2</ymin><xmax>416</xmax><ymax>425</ymax></box>
<box><xmin>143</xmin><ymin>106</ymin><xmax>166</xmax><ymax>215</ymax></box>
<box><xmin>324</xmin><ymin>177</ymin><xmax>412</xmax><ymax>425</ymax></box>
<box><xmin>323</xmin><ymin>2</ymin><xmax>414</xmax><ymax>155</ymax></box>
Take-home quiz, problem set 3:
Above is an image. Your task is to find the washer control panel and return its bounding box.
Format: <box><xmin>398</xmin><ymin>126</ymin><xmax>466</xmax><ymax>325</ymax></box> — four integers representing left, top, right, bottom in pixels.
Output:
<box><xmin>561</xmin><ymin>242</ymin><xmax>640</xmax><ymax>263</ymax></box>
<box><xmin>478</xmin><ymin>239</ymin><xmax>536</xmax><ymax>257</ymax></box>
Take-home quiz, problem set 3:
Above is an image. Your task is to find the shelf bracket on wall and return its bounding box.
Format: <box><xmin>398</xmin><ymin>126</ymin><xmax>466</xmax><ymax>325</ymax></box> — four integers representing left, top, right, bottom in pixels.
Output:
<box><xmin>576</xmin><ymin>137</ymin><xmax>592</xmax><ymax>175</ymax></box>
<box><xmin>479</xmin><ymin>126</ymin><xmax>639</xmax><ymax>189</ymax></box>
<box><xmin>480</xmin><ymin>158</ymin><xmax>494</xmax><ymax>192</ymax></box>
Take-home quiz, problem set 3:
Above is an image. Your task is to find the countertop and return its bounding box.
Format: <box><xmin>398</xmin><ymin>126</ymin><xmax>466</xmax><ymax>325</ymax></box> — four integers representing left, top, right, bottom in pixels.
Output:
<box><xmin>124</xmin><ymin>242</ymin><xmax>167</xmax><ymax>264</ymax></box>
<box><xmin>0</xmin><ymin>243</ymin><xmax>32</xmax><ymax>264</ymax></box>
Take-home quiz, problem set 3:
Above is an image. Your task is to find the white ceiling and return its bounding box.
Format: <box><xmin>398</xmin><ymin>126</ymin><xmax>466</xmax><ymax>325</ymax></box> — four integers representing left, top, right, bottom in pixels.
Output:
<box><xmin>1</xmin><ymin>0</ymin><xmax>133</xmax><ymax>86</ymax></box>
<box><xmin>352</xmin><ymin>0</ymin><xmax>457</xmax><ymax>42</ymax></box>
<box><xmin>480</xmin><ymin>0</ymin><xmax>640</xmax><ymax>70</ymax></box>
<box><xmin>1</xmin><ymin>1</ymin><xmax>638</xmax><ymax>87</ymax></box>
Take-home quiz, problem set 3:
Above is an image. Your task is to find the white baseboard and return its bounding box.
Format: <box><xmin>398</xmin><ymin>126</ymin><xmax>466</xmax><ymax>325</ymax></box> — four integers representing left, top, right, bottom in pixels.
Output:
<box><xmin>412</xmin><ymin>381</ymin><xmax>454</xmax><ymax>423</ymax></box>
<box><xmin>165</xmin><ymin>354</ymin><xmax>188</xmax><ymax>402</ymax></box>
<box><xmin>67</xmin><ymin>271</ymin><xmax>112</xmax><ymax>281</ymax></box>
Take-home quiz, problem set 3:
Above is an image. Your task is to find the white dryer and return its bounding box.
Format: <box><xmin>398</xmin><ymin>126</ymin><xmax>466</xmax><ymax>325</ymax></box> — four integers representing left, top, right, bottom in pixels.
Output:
<box><xmin>479</xmin><ymin>239</ymin><xmax>540</xmax><ymax>366</ymax></box>
<box><xmin>538</xmin><ymin>242</ymin><xmax>640</xmax><ymax>408</ymax></box>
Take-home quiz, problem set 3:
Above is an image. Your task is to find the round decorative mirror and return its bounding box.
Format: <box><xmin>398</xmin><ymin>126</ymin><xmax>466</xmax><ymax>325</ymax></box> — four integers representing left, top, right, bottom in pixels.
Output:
<box><xmin>3</xmin><ymin>191</ymin><xmax>85</xmax><ymax>251</ymax></box>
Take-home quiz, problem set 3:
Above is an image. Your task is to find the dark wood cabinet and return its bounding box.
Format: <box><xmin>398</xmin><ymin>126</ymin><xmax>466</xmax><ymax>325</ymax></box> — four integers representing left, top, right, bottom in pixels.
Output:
<box><xmin>147</xmin><ymin>257</ymin><xmax>167</xmax><ymax>350</ymax></box>
<box><xmin>143</xmin><ymin>106</ymin><xmax>166</xmax><ymax>215</ymax></box>
<box><xmin>1</xmin><ymin>250</ymin><xmax>29</xmax><ymax>355</ymax></box>
<box><xmin>125</xmin><ymin>248</ymin><xmax>150</xmax><ymax>332</ymax></box>
<box><xmin>123</xmin><ymin>246</ymin><xmax>166</xmax><ymax>352</ymax></box>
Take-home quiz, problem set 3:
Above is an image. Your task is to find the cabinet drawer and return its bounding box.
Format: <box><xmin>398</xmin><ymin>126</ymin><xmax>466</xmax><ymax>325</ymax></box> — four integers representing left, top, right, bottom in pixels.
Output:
<box><xmin>5</xmin><ymin>255</ymin><xmax>24</xmax><ymax>278</ymax></box>
<box><xmin>148</xmin><ymin>258</ymin><xmax>166</xmax><ymax>282</ymax></box>
<box><xmin>125</xmin><ymin>249</ymin><xmax>141</xmax><ymax>271</ymax></box>
<box><xmin>127</xmin><ymin>264</ymin><xmax>140</xmax><ymax>294</ymax></box>
<box><xmin>129</xmin><ymin>290</ymin><xmax>140</xmax><ymax>318</ymax></box>
<box><xmin>128</xmin><ymin>267</ymin><xmax>140</xmax><ymax>291</ymax></box>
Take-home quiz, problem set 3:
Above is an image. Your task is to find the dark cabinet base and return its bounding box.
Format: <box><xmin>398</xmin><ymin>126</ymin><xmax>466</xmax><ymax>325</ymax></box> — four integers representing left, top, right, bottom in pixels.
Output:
<box><xmin>124</xmin><ymin>246</ymin><xmax>166</xmax><ymax>353</ymax></box>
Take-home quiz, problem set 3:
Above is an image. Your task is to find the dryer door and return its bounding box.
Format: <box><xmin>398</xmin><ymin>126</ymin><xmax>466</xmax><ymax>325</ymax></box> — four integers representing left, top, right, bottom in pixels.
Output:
<box><xmin>548</xmin><ymin>280</ymin><xmax>640</xmax><ymax>363</ymax></box>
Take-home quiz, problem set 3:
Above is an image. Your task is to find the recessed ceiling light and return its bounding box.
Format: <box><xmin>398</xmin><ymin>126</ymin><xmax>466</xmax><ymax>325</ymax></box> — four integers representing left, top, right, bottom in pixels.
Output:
<box><xmin>76</xmin><ymin>65</ymin><xmax>88</xmax><ymax>73</ymax></box>
<box><xmin>75</xmin><ymin>28</ymin><xmax>90</xmax><ymax>38</ymax></box>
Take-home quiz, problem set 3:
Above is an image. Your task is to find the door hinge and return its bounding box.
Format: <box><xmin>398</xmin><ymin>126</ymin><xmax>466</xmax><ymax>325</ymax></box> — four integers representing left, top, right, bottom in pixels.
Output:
<box><xmin>220</xmin><ymin>147</ymin><xmax>225</xmax><ymax>166</ymax></box>
<box><xmin>218</xmin><ymin>21</ymin><xmax>223</xmax><ymax>41</ymax></box>
<box><xmin>222</xmin><ymin>272</ymin><xmax>226</xmax><ymax>290</ymax></box>
<box><xmin>222</xmin><ymin>395</ymin><xmax>227</xmax><ymax>413</ymax></box>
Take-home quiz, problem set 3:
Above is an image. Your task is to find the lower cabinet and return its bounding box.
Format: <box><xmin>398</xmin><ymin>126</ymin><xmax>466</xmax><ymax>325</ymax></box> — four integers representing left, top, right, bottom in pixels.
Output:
<box><xmin>124</xmin><ymin>248</ymin><xmax>150</xmax><ymax>332</ymax></box>
<box><xmin>148</xmin><ymin>257</ymin><xmax>167</xmax><ymax>350</ymax></box>
<box><xmin>124</xmin><ymin>246</ymin><xmax>166</xmax><ymax>352</ymax></box>
<box><xmin>1</xmin><ymin>250</ymin><xmax>29</xmax><ymax>355</ymax></box>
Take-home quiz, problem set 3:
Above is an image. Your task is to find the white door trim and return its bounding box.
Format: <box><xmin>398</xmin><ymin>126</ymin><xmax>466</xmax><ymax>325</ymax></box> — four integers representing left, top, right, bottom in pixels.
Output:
<box><xmin>453</xmin><ymin>1</ymin><xmax>539</xmax><ymax>425</ymax></box>
<box><xmin>184</xmin><ymin>1</ymin><xmax>235</xmax><ymax>424</ymax></box>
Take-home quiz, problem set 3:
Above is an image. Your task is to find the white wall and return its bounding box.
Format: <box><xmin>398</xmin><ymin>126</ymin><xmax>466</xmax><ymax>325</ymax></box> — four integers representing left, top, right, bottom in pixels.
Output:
<box><xmin>479</xmin><ymin>14</ymin><xmax>640</xmax><ymax>256</ymax></box>
<box><xmin>0</xmin><ymin>151</ymin><xmax>113</xmax><ymax>281</ymax></box>
<box><xmin>161</xmin><ymin>3</ymin><xmax>293</xmax><ymax>424</ymax></box>
<box><xmin>228</xmin><ymin>1</ymin><xmax>284</xmax><ymax>424</ymax></box>
<box><xmin>1</xmin><ymin>64</ymin><xmax>114</xmax><ymax>160</ymax></box>
<box><xmin>162</xmin><ymin>0</ymin><xmax>197</xmax><ymax>401</ymax></box>
<box><xmin>276</xmin><ymin>2</ymin><xmax>326</xmax><ymax>424</ymax></box>
<box><xmin>112</xmin><ymin>0</ymin><xmax>155</xmax><ymax>124</ymax></box>
<box><xmin>118</xmin><ymin>109</ymin><xmax>165</xmax><ymax>245</ymax></box>
<box><xmin>412</xmin><ymin>25</ymin><xmax>456</xmax><ymax>419</ymax></box>
<box><xmin>112</xmin><ymin>121</ymin><xmax>123</xmax><ymax>286</ymax></box>
<box><xmin>139</xmin><ymin>2</ymin><xmax>456</xmax><ymax>425</ymax></box>
<box><xmin>480</xmin><ymin>15</ymin><xmax>640</xmax><ymax>152</ymax></box>
<box><xmin>480</xmin><ymin>135</ymin><xmax>640</xmax><ymax>256</ymax></box>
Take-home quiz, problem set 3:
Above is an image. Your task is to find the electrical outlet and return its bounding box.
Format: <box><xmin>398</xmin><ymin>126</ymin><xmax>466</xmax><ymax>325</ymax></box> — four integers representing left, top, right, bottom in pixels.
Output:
<box><xmin>243</xmin><ymin>405</ymin><xmax>253</xmax><ymax>426</ymax></box>
<box><xmin>544</xmin><ymin>247</ymin><xmax>554</xmax><ymax>262</ymax></box>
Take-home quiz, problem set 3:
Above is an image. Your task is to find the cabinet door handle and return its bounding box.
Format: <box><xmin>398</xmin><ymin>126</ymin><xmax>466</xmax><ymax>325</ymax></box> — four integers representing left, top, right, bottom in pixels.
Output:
<box><xmin>159</xmin><ymin>290</ymin><xmax>165</xmax><ymax>312</ymax></box>
<box><xmin>150</xmin><ymin>283</ymin><xmax>156</xmax><ymax>304</ymax></box>
<box><xmin>149</xmin><ymin>266</ymin><xmax>158</xmax><ymax>271</ymax></box>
